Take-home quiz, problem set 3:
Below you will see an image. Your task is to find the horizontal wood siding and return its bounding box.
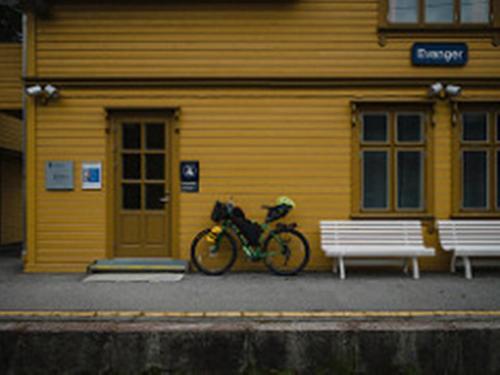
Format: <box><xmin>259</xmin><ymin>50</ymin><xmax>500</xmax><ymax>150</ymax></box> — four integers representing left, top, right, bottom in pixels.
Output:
<box><xmin>0</xmin><ymin>113</ymin><xmax>22</xmax><ymax>152</ymax></box>
<box><xmin>28</xmin><ymin>87</ymin><xmax>500</xmax><ymax>271</ymax></box>
<box><xmin>34</xmin><ymin>0</ymin><xmax>500</xmax><ymax>79</ymax></box>
<box><xmin>0</xmin><ymin>44</ymin><xmax>22</xmax><ymax>109</ymax></box>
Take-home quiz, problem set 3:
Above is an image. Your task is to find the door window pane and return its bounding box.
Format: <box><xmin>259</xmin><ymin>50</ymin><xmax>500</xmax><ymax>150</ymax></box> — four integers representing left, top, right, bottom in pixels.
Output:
<box><xmin>397</xmin><ymin>114</ymin><xmax>422</xmax><ymax>142</ymax></box>
<box><xmin>462</xmin><ymin>113</ymin><xmax>488</xmax><ymax>141</ymax></box>
<box><xmin>425</xmin><ymin>0</ymin><xmax>454</xmax><ymax>23</ymax></box>
<box><xmin>388</xmin><ymin>0</ymin><xmax>418</xmax><ymax>23</ymax></box>
<box><xmin>146</xmin><ymin>184</ymin><xmax>165</xmax><ymax>210</ymax></box>
<box><xmin>122</xmin><ymin>184</ymin><xmax>141</xmax><ymax>210</ymax></box>
<box><xmin>122</xmin><ymin>154</ymin><xmax>141</xmax><ymax>180</ymax></box>
<box><xmin>461</xmin><ymin>0</ymin><xmax>489</xmax><ymax>23</ymax></box>
<box><xmin>496</xmin><ymin>114</ymin><xmax>499</xmax><ymax>142</ymax></box>
<box><xmin>462</xmin><ymin>151</ymin><xmax>487</xmax><ymax>208</ymax></box>
<box><xmin>362</xmin><ymin>151</ymin><xmax>388</xmax><ymax>209</ymax></box>
<box><xmin>362</xmin><ymin>114</ymin><xmax>388</xmax><ymax>142</ymax></box>
<box><xmin>122</xmin><ymin>123</ymin><xmax>141</xmax><ymax>149</ymax></box>
<box><xmin>146</xmin><ymin>154</ymin><xmax>165</xmax><ymax>180</ymax></box>
<box><xmin>497</xmin><ymin>151</ymin><xmax>500</xmax><ymax>209</ymax></box>
<box><xmin>146</xmin><ymin>123</ymin><xmax>165</xmax><ymax>150</ymax></box>
<box><xmin>397</xmin><ymin>151</ymin><xmax>422</xmax><ymax>209</ymax></box>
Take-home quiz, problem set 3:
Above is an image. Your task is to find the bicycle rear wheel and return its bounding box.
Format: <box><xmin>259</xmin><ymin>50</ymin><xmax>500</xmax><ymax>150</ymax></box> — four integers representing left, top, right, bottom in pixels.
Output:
<box><xmin>190</xmin><ymin>228</ymin><xmax>237</xmax><ymax>275</ymax></box>
<box><xmin>263</xmin><ymin>228</ymin><xmax>310</xmax><ymax>276</ymax></box>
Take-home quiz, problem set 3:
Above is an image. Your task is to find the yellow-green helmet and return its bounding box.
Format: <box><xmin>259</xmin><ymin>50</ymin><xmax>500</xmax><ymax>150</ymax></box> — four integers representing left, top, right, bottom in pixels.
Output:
<box><xmin>276</xmin><ymin>196</ymin><xmax>295</xmax><ymax>208</ymax></box>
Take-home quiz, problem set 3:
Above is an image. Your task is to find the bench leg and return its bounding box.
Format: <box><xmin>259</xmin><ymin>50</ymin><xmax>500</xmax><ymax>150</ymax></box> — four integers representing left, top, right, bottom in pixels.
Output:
<box><xmin>412</xmin><ymin>257</ymin><xmax>420</xmax><ymax>280</ymax></box>
<box><xmin>403</xmin><ymin>259</ymin><xmax>409</xmax><ymax>275</ymax></box>
<box><xmin>450</xmin><ymin>254</ymin><xmax>456</xmax><ymax>273</ymax></box>
<box><xmin>339</xmin><ymin>257</ymin><xmax>346</xmax><ymax>280</ymax></box>
<box><xmin>463</xmin><ymin>256</ymin><xmax>473</xmax><ymax>280</ymax></box>
<box><xmin>332</xmin><ymin>258</ymin><xmax>337</xmax><ymax>274</ymax></box>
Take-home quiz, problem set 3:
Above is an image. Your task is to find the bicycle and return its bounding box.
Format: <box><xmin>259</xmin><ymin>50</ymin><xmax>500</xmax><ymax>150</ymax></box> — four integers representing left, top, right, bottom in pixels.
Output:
<box><xmin>190</xmin><ymin>196</ymin><xmax>310</xmax><ymax>276</ymax></box>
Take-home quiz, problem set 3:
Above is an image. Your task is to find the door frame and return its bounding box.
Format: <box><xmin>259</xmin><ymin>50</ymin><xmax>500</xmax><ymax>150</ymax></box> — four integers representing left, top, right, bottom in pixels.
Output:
<box><xmin>105</xmin><ymin>109</ymin><xmax>181</xmax><ymax>259</ymax></box>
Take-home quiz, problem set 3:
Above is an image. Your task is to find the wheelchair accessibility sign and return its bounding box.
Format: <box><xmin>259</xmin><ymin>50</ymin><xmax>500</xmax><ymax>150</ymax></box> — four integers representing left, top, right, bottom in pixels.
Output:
<box><xmin>180</xmin><ymin>161</ymin><xmax>199</xmax><ymax>192</ymax></box>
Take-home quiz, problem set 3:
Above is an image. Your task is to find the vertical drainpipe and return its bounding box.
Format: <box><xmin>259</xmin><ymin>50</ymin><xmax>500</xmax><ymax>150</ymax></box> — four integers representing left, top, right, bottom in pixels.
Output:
<box><xmin>21</xmin><ymin>12</ymin><xmax>27</xmax><ymax>262</ymax></box>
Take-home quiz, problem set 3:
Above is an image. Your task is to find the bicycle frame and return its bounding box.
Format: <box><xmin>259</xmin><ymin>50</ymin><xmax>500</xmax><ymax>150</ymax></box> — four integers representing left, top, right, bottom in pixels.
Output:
<box><xmin>216</xmin><ymin>220</ymin><xmax>282</xmax><ymax>261</ymax></box>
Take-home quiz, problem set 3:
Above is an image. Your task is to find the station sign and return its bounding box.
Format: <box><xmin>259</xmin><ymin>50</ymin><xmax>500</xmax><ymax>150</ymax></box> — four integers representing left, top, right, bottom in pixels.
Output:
<box><xmin>412</xmin><ymin>43</ymin><xmax>468</xmax><ymax>66</ymax></box>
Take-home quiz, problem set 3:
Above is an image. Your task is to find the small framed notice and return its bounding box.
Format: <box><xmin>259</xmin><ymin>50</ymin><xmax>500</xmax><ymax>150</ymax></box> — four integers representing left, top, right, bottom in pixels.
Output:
<box><xmin>82</xmin><ymin>162</ymin><xmax>102</xmax><ymax>190</ymax></box>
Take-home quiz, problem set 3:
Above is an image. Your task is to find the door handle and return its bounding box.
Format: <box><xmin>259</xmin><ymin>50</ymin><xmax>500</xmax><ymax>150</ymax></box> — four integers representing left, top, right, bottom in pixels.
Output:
<box><xmin>160</xmin><ymin>194</ymin><xmax>170</xmax><ymax>203</ymax></box>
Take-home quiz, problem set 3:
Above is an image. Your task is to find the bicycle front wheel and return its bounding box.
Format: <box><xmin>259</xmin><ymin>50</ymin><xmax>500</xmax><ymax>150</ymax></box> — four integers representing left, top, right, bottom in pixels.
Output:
<box><xmin>263</xmin><ymin>228</ymin><xmax>310</xmax><ymax>276</ymax></box>
<box><xmin>190</xmin><ymin>228</ymin><xmax>237</xmax><ymax>275</ymax></box>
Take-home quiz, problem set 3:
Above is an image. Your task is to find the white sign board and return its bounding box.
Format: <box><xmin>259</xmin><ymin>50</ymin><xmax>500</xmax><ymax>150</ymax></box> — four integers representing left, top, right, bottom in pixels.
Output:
<box><xmin>82</xmin><ymin>162</ymin><xmax>102</xmax><ymax>190</ymax></box>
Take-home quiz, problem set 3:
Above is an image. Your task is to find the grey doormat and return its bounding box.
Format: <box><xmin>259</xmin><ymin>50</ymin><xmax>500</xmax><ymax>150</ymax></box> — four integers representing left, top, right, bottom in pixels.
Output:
<box><xmin>83</xmin><ymin>273</ymin><xmax>184</xmax><ymax>283</ymax></box>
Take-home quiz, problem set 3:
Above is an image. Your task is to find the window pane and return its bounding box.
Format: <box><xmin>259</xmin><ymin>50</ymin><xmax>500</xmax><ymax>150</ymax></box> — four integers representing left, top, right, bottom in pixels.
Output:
<box><xmin>462</xmin><ymin>113</ymin><xmax>488</xmax><ymax>141</ymax></box>
<box><xmin>122</xmin><ymin>184</ymin><xmax>141</xmax><ymax>210</ymax></box>
<box><xmin>146</xmin><ymin>123</ymin><xmax>165</xmax><ymax>150</ymax></box>
<box><xmin>363</xmin><ymin>151</ymin><xmax>388</xmax><ymax>209</ymax></box>
<box><xmin>462</xmin><ymin>151</ymin><xmax>487</xmax><ymax>209</ymax></box>
<box><xmin>362</xmin><ymin>114</ymin><xmax>388</xmax><ymax>142</ymax></box>
<box><xmin>122</xmin><ymin>123</ymin><xmax>141</xmax><ymax>149</ymax></box>
<box><xmin>397</xmin><ymin>114</ymin><xmax>422</xmax><ymax>142</ymax></box>
<box><xmin>146</xmin><ymin>184</ymin><xmax>165</xmax><ymax>210</ymax></box>
<box><xmin>146</xmin><ymin>154</ymin><xmax>165</xmax><ymax>180</ymax></box>
<box><xmin>496</xmin><ymin>114</ymin><xmax>500</xmax><ymax>142</ymax></box>
<box><xmin>388</xmin><ymin>0</ymin><xmax>418</xmax><ymax>23</ymax></box>
<box><xmin>122</xmin><ymin>154</ymin><xmax>141</xmax><ymax>180</ymax></box>
<box><xmin>397</xmin><ymin>151</ymin><xmax>423</xmax><ymax>209</ymax></box>
<box><xmin>425</xmin><ymin>0</ymin><xmax>454</xmax><ymax>23</ymax></box>
<box><xmin>461</xmin><ymin>0</ymin><xmax>489</xmax><ymax>23</ymax></box>
<box><xmin>497</xmin><ymin>151</ymin><xmax>500</xmax><ymax>209</ymax></box>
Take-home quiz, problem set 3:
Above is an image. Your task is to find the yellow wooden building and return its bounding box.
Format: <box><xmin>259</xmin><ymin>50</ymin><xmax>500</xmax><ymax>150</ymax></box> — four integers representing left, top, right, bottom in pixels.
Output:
<box><xmin>0</xmin><ymin>43</ymin><xmax>23</xmax><ymax>247</ymax></box>
<box><xmin>23</xmin><ymin>0</ymin><xmax>500</xmax><ymax>272</ymax></box>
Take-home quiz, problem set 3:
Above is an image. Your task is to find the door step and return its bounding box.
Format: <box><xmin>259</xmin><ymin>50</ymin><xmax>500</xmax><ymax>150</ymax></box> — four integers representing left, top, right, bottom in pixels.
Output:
<box><xmin>87</xmin><ymin>258</ymin><xmax>188</xmax><ymax>274</ymax></box>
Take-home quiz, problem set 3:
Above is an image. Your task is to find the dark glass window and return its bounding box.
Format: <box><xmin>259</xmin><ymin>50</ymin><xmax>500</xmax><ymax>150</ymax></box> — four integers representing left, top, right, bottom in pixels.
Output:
<box><xmin>362</xmin><ymin>114</ymin><xmax>388</xmax><ymax>142</ymax></box>
<box><xmin>397</xmin><ymin>151</ymin><xmax>423</xmax><ymax>209</ymax></box>
<box><xmin>146</xmin><ymin>184</ymin><xmax>165</xmax><ymax>210</ymax></box>
<box><xmin>122</xmin><ymin>123</ymin><xmax>141</xmax><ymax>149</ymax></box>
<box><xmin>122</xmin><ymin>154</ymin><xmax>141</xmax><ymax>180</ymax></box>
<box><xmin>146</xmin><ymin>123</ymin><xmax>165</xmax><ymax>150</ymax></box>
<box><xmin>122</xmin><ymin>184</ymin><xmax>141</xmax><ymax>210</ymax></box>
<box><xmin>146</xmin><ymin>154</ymin><xmax>165</xmax><ymax>180</ymax></box>
<box><xmin>462</xmin><ymin>151</ymin><xmax>488</xmax><ymax>209</ymax></box>
<box><xmin>363</xmin><ymin>151</ymin><xmax>388</xmax><ymax>209</ymax></box>
<box><xmin>397</xmin><ymin>114</ymin><xmax>422</xmax><ymax>142</ymax></box>
<box><xmin>463</xmin><ymin>113</ymin><xmax>488</xmax><ymax>141</ymax></box>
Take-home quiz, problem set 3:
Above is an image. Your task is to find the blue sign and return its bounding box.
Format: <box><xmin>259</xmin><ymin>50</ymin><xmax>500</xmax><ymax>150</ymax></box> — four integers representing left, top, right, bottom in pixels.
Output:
<box><xmin>180</xmin><ymin>161</ymin><xmax>199</xmax><ymax>192</ymax></box>
<box><xmin>412</xmin><ymin>43</ymin><xmax>468</xmax><ymax>66</ymax></box>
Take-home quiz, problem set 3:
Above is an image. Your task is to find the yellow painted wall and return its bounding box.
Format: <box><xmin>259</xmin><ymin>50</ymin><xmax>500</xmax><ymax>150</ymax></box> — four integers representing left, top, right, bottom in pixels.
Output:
<box><xmin>0</xmin><ymin>44</ymin><xmax>22</xmax><ymax>110</ymax></box>
<box><xmin>0</xmin><ymin>154</ymin><xmax>23</xmax><ymax>245</ymax></box>
<box><xmin>33</xmin><ymin>0</ymin><xmax>500</xmax><ymax>79</ymax></box>
<box><xmin>24</xmin><ymin>0</ymin><xmax>500</xmax><ymax>272</ymax></box>
<box><xmin>25</xmin><ymin>86</ymin><xmax>500</xmax><ymax>272</ymax></box>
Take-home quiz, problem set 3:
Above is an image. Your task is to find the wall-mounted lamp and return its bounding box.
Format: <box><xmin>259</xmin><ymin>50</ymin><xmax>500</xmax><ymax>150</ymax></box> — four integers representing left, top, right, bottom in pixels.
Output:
<box><xmin>444</xmin><ymin>84</ymin><xmax>462</xmax><ymax>97</ymax></box>
<box><xmin>25</xmin><ymin>84</ymin><xmax>59</xmax><ymax>104</ymax></box>
<box><xmin>428</xmin><ymin>82</ymin><xmax>462</xmax><ymax>100</ymax></box>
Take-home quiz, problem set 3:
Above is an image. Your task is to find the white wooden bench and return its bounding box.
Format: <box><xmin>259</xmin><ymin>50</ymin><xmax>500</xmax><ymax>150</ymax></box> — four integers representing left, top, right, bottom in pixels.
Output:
<box><xmin>320</xmin><ymin>220</ymin><xmax>435</xmax><ymax>279</ymax></box>
<box><xmin>437</xmin><ymin>220</ymin><xmax>500</xmax><ymax>279</ymax></box>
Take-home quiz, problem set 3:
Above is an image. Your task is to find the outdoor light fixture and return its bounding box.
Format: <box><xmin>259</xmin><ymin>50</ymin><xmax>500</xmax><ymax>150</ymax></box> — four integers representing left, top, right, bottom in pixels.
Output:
<box><xmin>428</xmin><ymin>82</ymin><xmax>462</xmax><ymax>99</ymax></box>
<box><xmin>428</xmin><ymin>82</ymin><xmax>444</xmax><ymax>98</ymax></box>
<box><xmin>43</xmin><ymin>84</ymin><xmax>59</xmax><ymax>99</ymax></box>
<box><xmin>25</xmin><ymin>84</ymin><xmax>59</xmax><ymax>104</ymax></box>
<box><xmin>445</xmin><ymin>84</ymin><xmax>462</xmax><ymax>97</ymax></box>
<box><xmin>25</xmin><ymin>85</ymin><xmax>43</xmax><ymax>97</ymax></box>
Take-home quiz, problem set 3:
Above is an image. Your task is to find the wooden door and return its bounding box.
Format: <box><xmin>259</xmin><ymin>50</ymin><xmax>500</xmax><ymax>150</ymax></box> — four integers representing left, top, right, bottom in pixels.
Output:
<box><xmin>114</xmin><ymin>119</ymin><xmax>171</xmax><ymax>257</ymax></box>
